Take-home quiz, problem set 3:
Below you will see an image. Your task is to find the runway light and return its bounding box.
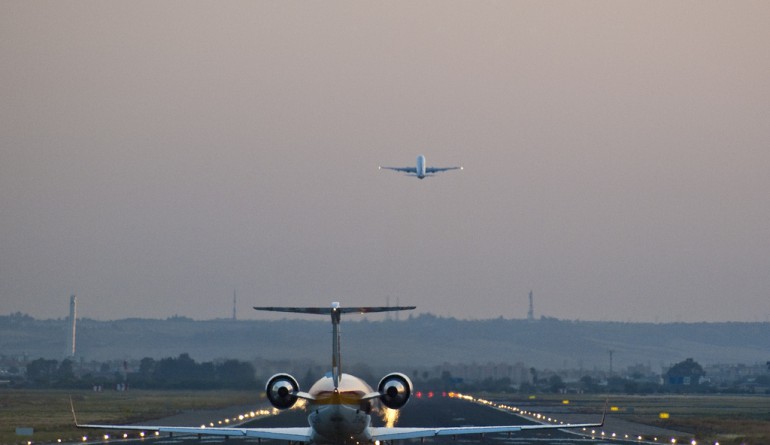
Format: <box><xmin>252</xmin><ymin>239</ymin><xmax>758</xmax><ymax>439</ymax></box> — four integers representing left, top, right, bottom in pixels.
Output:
<box><xmin>103</xmin><ymin>434</ymin><xmax>110</xmax><ymax>440</ymax></box>
<box><xmin>123</xmin><ymin>434</ymin><xmax>128</xmax><ymax>438</ymax></box>
<box><xmin>82</xmin><ymin>436</ymin><xmax>88</xmax><ymax>442</ymax></box>
<box><xmin>140</xmin><ymin>432</ymin><xmax>145</xmax><ymax>437</ymax></box>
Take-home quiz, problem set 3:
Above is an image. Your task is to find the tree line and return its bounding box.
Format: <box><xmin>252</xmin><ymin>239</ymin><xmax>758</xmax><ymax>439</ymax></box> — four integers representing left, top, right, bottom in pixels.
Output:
<box><xmin>23</xmin><ymin>353</ymin><xmax>256</xmax><ymax>389</ymax></box>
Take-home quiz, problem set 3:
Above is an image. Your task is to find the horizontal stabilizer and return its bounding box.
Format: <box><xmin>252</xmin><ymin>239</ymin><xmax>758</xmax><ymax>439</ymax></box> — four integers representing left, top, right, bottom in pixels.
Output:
<box><xmin>253</xmin><ymin>305</ymin><xmax>416</xmax><ymax>315</ymax></box>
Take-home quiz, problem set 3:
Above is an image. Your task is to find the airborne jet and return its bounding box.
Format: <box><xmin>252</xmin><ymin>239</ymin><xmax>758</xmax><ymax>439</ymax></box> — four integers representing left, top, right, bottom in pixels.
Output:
<box><xmin>73</xmin><ymin>303</ymin><xmax>605</xmax><ymax>444</ymax></box>
<box><xmin>379</xmin><ymin>155</ymin><xmax>462</xmax><ymax>179</ymax></box>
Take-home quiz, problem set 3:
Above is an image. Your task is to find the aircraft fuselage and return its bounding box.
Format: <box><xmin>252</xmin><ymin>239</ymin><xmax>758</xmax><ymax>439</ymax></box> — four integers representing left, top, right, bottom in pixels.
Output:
<box><xmin>307</xmin><ymin>374</ymin><xmax>375</xmax><ymax>445</ymax></box>
<box><xmin>416</xmin><ymin>155</ymin><xmax>427</xmax><ymax>179</ymax></box>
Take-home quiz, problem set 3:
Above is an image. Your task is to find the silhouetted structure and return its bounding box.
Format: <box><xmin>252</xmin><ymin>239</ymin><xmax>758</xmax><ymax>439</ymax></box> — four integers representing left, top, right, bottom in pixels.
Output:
<box><xmin>527</xmin><ymin>291</ymin><xmax>534</xmax><ymax>321</ymax></box>
<box><xmin>66</xmin><ymin>295</ymin><xmax>76</xmax><ymax>357</ymax></box>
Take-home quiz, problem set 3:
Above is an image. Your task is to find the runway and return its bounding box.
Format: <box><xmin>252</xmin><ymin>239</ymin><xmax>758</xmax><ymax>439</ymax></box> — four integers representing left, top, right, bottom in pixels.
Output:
<box><xmin>80</xmin><ymin>395</ymin><xmax>681</xmax><ymax>445</ymax></box>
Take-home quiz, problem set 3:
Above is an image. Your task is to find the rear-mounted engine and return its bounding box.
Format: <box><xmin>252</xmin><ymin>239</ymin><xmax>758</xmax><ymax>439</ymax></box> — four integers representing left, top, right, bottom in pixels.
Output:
<box><xmin>265</xmin><ymin>373</ymin><xmax>300</xmax><ymax>409</ymax></box>
<box><xmin>378</xmin><ymin>373</ymin><xmax>413</xmax><ymax>409</ymax></box>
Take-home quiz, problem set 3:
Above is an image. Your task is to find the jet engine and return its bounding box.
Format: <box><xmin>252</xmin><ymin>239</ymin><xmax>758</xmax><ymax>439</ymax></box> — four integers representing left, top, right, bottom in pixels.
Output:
<box><xmin>377</xmin><ymin>373</ymin><xmax>413</xmax><ymax>410</ymax></box>
<box><xmin>265</xmin><ymin>373</ymin><xmax>300</xmax><ymax>410</ymax></box>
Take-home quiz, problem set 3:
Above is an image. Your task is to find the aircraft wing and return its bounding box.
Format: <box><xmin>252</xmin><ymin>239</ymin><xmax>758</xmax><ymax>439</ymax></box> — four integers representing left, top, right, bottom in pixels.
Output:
<box><xmin>371</xmin><ymin>403</ymin><xmax>606</xmax><ymax>441</ymax></box>
<box><xmin>71</xmin><ymin>399</ymin><xmax>312</xmax><ymax>442</ymax></box>
<box><xmin>379</xmin><ymin>166</ymin><xmax>417</xmax><ymax>173</ymax></box>
<box><xmin>370</xmin><ymin>418</ymin><xmax>604</xmax><ymax>441</ymax></box>
<box><xmin>425</xmin><ymin>166</ymin><xmax>462</xmax><ymax>173</ymax></box>
<box><xmin>74</xmin><ymin>422</ymin><xmax>312</xmax><ymax>442</ymax></box>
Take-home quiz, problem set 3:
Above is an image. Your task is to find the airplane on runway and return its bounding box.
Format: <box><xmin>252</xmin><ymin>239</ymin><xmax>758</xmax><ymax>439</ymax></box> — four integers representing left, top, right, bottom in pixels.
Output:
<box><xmin>379</xmin><ymin>155</ymin><xmax>462</xmax><ymax>179</ymax></box>
<box><xmin>73</xmin><ymin>302</ymin><xmax>605</xmax><ymax>445</ymax></box>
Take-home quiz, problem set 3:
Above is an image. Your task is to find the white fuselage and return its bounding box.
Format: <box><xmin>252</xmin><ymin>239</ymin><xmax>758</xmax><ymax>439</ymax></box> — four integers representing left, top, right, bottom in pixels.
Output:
<box><xmin>306</xmin><ymin>373</ymin><xmax>375</xmax><ymax>445</ymax></box>
<box><xmin>416</xmin><ymin>155</ymin><xmax>427</xmax><ymax>179</ymax></box>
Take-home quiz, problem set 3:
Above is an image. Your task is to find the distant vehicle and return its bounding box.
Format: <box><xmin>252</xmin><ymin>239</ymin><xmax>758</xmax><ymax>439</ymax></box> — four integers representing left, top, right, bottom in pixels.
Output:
<box><xmin>379</xmin><ymin>155</ymin><xmax>462</xmax><ymax>179</ymax></box>
<box><xmin>73</xmin><ymin>302</ymin><xmax>605</xmax><ymax>444</ymax></box>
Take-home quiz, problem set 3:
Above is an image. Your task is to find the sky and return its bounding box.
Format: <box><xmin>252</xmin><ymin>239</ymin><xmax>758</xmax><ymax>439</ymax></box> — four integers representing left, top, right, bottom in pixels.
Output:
<box><xmin>2</xmin><ymin>2</ymin><xmax>769</xmax><ymax>323</ymax></box>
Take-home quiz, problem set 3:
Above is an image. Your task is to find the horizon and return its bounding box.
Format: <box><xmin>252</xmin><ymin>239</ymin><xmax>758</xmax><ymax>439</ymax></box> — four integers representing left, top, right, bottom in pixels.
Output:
<box><xmin>5</xmin><ymin>310</ymin><xmax>769</xmax><ymax>325</ymax></box>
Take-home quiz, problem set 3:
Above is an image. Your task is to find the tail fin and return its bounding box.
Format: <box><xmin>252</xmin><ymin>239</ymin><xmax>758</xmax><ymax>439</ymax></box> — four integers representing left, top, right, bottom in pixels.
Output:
<box><xmin>254</xmin><ymin>302</ymin><xmax>416</xmax><ymax>388</ymax></box>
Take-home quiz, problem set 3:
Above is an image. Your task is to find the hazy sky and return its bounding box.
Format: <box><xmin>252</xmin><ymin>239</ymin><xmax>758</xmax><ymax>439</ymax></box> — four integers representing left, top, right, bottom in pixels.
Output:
<box><xmin>2</xmin><ymin>2</ymin><xmax>769</xmax><ymax>322</ymax></box>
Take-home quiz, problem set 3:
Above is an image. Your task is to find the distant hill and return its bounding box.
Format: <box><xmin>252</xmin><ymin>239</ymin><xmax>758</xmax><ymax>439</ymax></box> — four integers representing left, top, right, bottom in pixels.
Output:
<box><xmin>2</xmin><ymin>313</ymin><xmax>769</xmax><ymax>371</ymax></box>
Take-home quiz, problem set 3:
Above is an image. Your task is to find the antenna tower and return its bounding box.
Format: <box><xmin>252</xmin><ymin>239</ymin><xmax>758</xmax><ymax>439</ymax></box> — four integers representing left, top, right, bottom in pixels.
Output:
<box><xmin>67</xmin><ymin>295</ymin><xmax>77</xmax><ymax>357</ymax></box>
<box><xmin>527</xmin><ymin>290</ymin><xmax>534</xmax><ymax>321</ymax></box>
<box><xmin>232</xmin><ymin>290</ymin><xmax>237</xmax><ymax>321</ymax></box>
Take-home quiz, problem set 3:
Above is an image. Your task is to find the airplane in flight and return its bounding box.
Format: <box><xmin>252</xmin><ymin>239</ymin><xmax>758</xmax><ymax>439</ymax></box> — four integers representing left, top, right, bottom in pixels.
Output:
<box><xmin>73</xmin><ymin>303</ymin><xmax>605</xmax><ymax>445</ymax></box>
<box><xmin>379</xmin><ymin>155</ymin><xmax>462</xmax><ymax>179</ymax></box>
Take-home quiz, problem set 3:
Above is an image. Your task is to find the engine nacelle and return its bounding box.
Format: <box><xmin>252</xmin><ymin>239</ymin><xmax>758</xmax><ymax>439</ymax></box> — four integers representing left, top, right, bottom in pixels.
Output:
<box><xmin>265</xmin><ymin>373</ymin><xmax>300</xmax><ymax>410</ymax></box>
<box><xmin>378</xmin><ymin>372</ymin><xmax>413</xmax><ymax>410</ymax></box>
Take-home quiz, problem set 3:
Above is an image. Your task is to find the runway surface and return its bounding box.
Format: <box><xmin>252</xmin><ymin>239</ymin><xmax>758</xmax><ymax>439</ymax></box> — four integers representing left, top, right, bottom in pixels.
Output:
<box><xmin>79</xmin><ymin>395</ymin><xmax>685</xmax><ymax>445</ymax></box>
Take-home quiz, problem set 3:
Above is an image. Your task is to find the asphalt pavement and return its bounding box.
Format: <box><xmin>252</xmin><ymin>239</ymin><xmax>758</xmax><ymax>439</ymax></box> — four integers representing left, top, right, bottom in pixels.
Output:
<box><xmin>79</xmin><ymin>394</ymin><xmax>689</xmax><ymax>445</ymax></box>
